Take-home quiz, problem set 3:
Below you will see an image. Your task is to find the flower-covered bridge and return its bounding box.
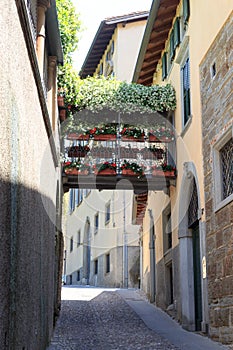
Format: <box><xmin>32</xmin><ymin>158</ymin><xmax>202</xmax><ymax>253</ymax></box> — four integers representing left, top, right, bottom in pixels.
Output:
<box><xmin>59</xmin><ymin>77</ymin><xmax>177</xmax><ymax>191</ymax></box>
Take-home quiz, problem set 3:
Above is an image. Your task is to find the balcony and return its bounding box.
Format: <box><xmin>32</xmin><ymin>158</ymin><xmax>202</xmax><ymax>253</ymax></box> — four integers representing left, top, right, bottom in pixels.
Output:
<box><xmin>62</xmin><ymin>118</ymin><xmax>176</xmax><ymax>192</ymax></box>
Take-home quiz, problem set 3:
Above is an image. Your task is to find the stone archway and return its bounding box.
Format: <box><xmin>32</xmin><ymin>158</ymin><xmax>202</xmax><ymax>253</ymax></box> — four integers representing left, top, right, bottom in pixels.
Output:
<box><xmin>178</xmin><ymin>162</ymin><xmax>208</xmax><ymax>332</ymax></box>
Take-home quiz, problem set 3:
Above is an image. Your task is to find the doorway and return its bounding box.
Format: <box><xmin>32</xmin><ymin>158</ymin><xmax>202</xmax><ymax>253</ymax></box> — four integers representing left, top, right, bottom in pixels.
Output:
<box><xmin>192</xmin><ymin>223</ymin><xmax>202</xmax><ymax>330</ymax></box>
<box><xmin>188</xmin><ymin>179</ymin><xmax>202</xmax><ymax>331</ymax></box>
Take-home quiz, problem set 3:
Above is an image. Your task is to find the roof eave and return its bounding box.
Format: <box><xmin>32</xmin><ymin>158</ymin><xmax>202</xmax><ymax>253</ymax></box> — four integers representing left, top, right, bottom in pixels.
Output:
<box><xmin>132</xmin><ymin>0</ymin><xmax>161</xmax><ymax>83</ymax></box>
<box><xmin>46</xmin><ymin>0</ymin><xmax>64</xmax><ymax>65</ymax></box>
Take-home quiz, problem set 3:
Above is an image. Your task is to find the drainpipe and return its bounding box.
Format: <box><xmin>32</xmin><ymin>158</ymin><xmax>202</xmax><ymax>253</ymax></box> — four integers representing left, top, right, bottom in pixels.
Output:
<box><xmin>123</xmin><ymin>190</ymin><xmax>128</xmax><ymax>288</ymax></box>
<box><xmin>148</xmin><ymin>209</ymin><xmax>156</xmax><ymax>303</ymax></box>
<box><xmin>37</xmin><ymin>1</ymin><xmax>50</xmax><ymax>77</ymax></box>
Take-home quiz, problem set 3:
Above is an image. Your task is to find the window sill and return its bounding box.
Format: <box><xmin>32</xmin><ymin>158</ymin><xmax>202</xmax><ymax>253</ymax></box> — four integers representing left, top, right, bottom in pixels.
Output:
<box><xmin>215</xmin><ymin>194</ymin><xmax>233</xmax><ymax>213</ymax></box>
<box><xmin>180</xmin><ymin>114</ymin><xmax>193</xmax><ymax>138</ymax></box>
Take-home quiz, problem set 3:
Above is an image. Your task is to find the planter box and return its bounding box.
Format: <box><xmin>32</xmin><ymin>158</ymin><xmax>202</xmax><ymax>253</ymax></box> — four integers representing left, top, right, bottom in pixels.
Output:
<box><xmin>148</xmin><ymin>134</ymin><xmax>174</xmax><ymax>142</ymax></box>
<box><xmin>57</xmin><ymin>95</ymin><xmax>64</xmax><ymax>107</ymax></box>
<box><xmin>93</xmin><ymin>134</ymin><xmax>117</xmax><ymax>141</ymax></box>
<box><xmin>152</xmin><ymin>170</ymin><xmax>176</xmax><ymax>177</ymax></box>
<box><xmin>121</xmin><ymin>135</ymin><xmax>145</xmax><ymax>142</ymax></box>
<box><xmin>68</xmin><ymin>150</ymin><xmax>87</xmax><ymax>158</ymax></box>
<box><xmin>64</xmin><ymin>168</ymin><xmax>89</xmax><ymax>175</ymax></box>
<box><xmin>59</xmin><ymin>108</ymin><xmax>66</xmax><ymax>121</ymax></box>
<box><xmin>122</xmin><ymin>169</ymin><xmax>142</xmax><ymax>176</ymax></box>
<box><xmin>148</xmin><ymin>134</ymin><xmax>160</xmax><ymax>142</ymax></box>
<box><xmin>95</xmin><ymin>168</ymin><xmax>116</xmax><ymax>175</ymax></box>
<box><xmin>67</xmin><ymin>133</ymin><xmax>89</xmax><ymax>141</ymax></box>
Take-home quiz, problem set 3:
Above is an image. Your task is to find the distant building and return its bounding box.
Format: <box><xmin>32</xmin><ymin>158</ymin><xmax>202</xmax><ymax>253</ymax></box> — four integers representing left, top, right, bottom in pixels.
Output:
<box><xmin>64</xmin><ymin>11</ymin><xmax>148</xmax><ymax>288</ymax></box>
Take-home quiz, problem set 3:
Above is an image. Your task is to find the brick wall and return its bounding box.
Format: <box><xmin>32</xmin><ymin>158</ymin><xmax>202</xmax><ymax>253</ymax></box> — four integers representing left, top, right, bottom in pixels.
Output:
<box><xmin>200</xmin><ymin>12</ymin><xmax>233</xmax><ymax>344</ymax></box>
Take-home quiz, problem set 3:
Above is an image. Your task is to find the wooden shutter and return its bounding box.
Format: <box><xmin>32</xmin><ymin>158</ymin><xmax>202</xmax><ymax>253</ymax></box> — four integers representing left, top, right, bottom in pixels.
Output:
<box><xmin>183</xmin><ymin>0</ymin><xmax>190</xmax><ymax>23</ymax></box>
<box><xmin>162</xmin><ymin>52</ymin><xmax>167</xmax><ymax>80</ymax></box>
<box><xmin>170</xmin><ymin>30</ymin><xmax>175</xmax><ymax>62</ymax></box>
<box><xmin>182</xmin><ymin>57</ymin><xmax>191</xmax><ymax>124</ymax></box>
<box><xmin>174</xmin><ymin>17</ymin><xmax>180</xmax><ymax>48</ymax></box>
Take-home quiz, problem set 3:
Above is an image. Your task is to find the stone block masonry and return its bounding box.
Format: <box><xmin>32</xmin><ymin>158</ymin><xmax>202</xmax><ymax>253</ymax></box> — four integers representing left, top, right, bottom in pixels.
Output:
<box><xmin>200</xmin><ymin>12</ymin><xmax>233</xmax><ymax>345</ymax></box>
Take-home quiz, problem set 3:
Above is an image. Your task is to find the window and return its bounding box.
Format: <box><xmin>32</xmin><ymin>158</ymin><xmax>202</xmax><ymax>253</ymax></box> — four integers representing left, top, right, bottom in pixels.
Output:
<box><xmin>106</xmin><ymin>253</ymin><xmax>110</xmax><ymax>273</ymax></box>
<box><xmin>77</xmin><ymin>270</ymin><xmax>80</xmax><ymax>281</ymax></box>
<box><xmin>166</xmin><ymin>263</ymin><xmax>174</xmax><ymax>305</ymax></box>
<box><xmin>70</xmin><ymin>236</ymin><xmax>73</xmax><ymax>252</ymax></box>
<box><xmin>94</xmin><ymin>213</ymin><xmax>99</xmax><ymax>234</ymax></box>
<box><xmin>181</xmin><ymin>56</ymin><xmax>191</xmax><ymax>126</ymax></box>
<box><xmin>169</xmin><ymin>18</ymin><xmax>180</xmax><ymax>64</ymax></box>
<box><xmin>99</xmin><ymin>63</ymin><xmax>103</xmax><ymax>75</ymax></box>
<box><xmin>162</xmin><ymin>52</ymin><xmax>167</xmax><ymax>80</ymax></box>
<box><xmin>69</xmin><ymin>189</ymin><xmax>76</xmax><ymax>213</ymax></box>
<box><xmin>220</xmin><ymin>138</ymin><xmax>233</xmax><ymax>200</ymax></box>
<box><xmin>170</xmin><ymin>30</ymin><xmax>175</xmax><ymax>62</ymax></box>
<box><xmin>94</xmin><ymin>259</ymin><xmax>98</xmax><ymax>275</ymax></box>
<box><xmin>26</xmin><ymin>0</ymin><xmax>37</xmax><ymax>40</ymax></box>
<box><xmin>174</xmin><ymin>17</ymin><xmax>181</xmax><ymax>48</ymax></box>
<box><xmin>183</xmin><ymin>0</ymin><xmax>190</xmax><ymax>24</ymax></box>
<box><xmin>77</xmin><ymin>230</ymin><xmax>81</xmax><ymax>247</ymax></box>
<box><xmin>213</xmin><ymin>129</ymin><xmax>233</xmax><ymax>211</ymax></box>
<box><xmin>163</xmin><ymin>204</ymin><xmax>172</xmax><ymax>252</ymax></box>
<box><xmin>105</xmin><ymin>202</ymin><xmax>110</xmax><ymax>224</ymax></box>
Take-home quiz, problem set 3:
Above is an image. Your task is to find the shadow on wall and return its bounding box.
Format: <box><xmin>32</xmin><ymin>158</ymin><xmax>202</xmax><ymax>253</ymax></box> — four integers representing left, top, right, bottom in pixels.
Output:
<box><xmin>0</xmin><ymin>179</ymin><xmax>63</xmax><ymax>350</ymax></box>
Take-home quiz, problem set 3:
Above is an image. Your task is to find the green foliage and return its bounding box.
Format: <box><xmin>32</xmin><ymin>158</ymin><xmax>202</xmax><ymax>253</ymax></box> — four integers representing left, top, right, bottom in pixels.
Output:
<box><xmin>69</xmin><ymin>76</ymin><xmax>176</xmax><ymax>114</ymax></box>
<box><xmin>56</xmin><ymin>0</ymin><xmax>81</xmax><ymax>62</ymax></box>
<box><xmin>56</xmin><ymin>0</ymin><xmax>81</xmax><ymax>106</ymax></box>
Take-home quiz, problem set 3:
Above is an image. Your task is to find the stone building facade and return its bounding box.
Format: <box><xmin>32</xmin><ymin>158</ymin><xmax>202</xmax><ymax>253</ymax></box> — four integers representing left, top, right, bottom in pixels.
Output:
<box><xmin>0</xmin><ymin>1</ymin><xmax>63</xmax><ymax>349</ymax></box>
<box><xmin>132</xmin><ymin>0</ymin><xmax>232</xmax><ymax>344</ymax></box>
<box><xmin>200</xmin><ymin>12</ymin><xmax>233</xmax><ymax>344</ymax></box>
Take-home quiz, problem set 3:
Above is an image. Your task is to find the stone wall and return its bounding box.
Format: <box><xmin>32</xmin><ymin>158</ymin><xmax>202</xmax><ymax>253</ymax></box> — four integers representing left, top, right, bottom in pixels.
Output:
<box><xmin>0</xmin><ymin>2</ymin><xmax>62</xmax><ymax>349</ymax></box>
<box><xmin>156</xmin><ymin>245</ymin><xmax>180</xmax><ymax>322</ymax></box>
<box><xmin>200</xmin><ymin>12</ymin><xmax>233</xmax><ymax>344</ymax></box>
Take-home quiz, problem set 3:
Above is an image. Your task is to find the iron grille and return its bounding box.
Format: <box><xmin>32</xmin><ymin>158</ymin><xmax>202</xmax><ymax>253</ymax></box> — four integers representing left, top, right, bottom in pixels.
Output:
<box><xmin>188</xmin><ymin>178</ymin><xmax>198</xmax><ymax>228</ymax></box>
<box><xmin>220</xmin><ymin>138</ymin><xmax>233</xmax><ymax>199</ymax></box>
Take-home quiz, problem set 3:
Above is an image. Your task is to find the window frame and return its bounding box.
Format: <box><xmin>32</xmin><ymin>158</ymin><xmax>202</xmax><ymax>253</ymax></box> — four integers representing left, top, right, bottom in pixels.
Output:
<box><xmin>70</xmin><ymin>236</ymin><xmax>74</xmax><ymax>252</ymax></box>
<box><xmin>178</xmin><ymin>43</ymin><xmax>191</xmax><ymax>129</ymax></box>
<box><xmin>183</xmin><ymin>0</ymin><xmax>190</xmax><ymax>24</ymax></box>
<box><xmin>105</xmin><ymin>253</ymin><xmax>110</xmax><ymax>273</ymax></box>
<box><xmin>105</xmin><ymin>202</ymin><xmax>111</xmax><ymax>224</ymax></box>
<box><xmin>94</xmin><ymin>212</ymin><xmax>99</xmax><ymax>234</ymax></box>
<box><xmin>77</xmin><ymin>230</ymin><xmax>81</xmax><ymax>247</ymax></box>
<box><xmin>162</xmin><ymin>204</ymin><xmax>172</xmax><ymax>253</ymax></box>
<box><xmin>162</xmin><ymin>52</ymin><xmax>168</xmax><ymax>80</ymax></box>
<box><xmin>213</xmin><ymin>127</ymin><xmax>233</xmax><ymax>212</ymax></box>
<box><xmin>77</xmin><ymin>270</ymin><xmax>80</xmax><ymax>281</ymax></box>
<box><xmin>94</xmin><ymin>259</ymin><xmax>98</xmax><ymax>275</ymax></box>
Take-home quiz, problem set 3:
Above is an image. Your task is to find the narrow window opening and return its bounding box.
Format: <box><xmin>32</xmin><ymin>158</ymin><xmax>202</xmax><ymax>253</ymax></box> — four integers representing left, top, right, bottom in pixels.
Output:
<box><xmin>211</xmin><ymin>62</ymin><xmax>216</xmax><ymax>79</ymax></box>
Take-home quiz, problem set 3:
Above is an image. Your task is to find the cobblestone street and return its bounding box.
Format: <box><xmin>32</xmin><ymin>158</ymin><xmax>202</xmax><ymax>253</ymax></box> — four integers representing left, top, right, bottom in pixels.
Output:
<box><xmin>47</xmin><ymin>287</ymin><xmax>180</xmax><ymax>350</ymax></box>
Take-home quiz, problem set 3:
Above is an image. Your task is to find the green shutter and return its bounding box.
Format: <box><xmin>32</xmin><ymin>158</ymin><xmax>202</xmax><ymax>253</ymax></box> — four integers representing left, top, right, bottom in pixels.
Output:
<box><xmin>183</xmin><ymin>0</ymin><xmax>190</xmax><ymax>23</ymax></box>
<box><xmin>162</xmin><ymin>53</ymin><xmax>167</xmax><ymax>80</ymax></box>
<box><xmin>174</xmin><ymin>17</ymin><xmax>180</xmax><ymax>48</ymax></box>
<box><xmin>170</xmin><ymin>30</ymin><xmax>175</xmax><ymax>62</ymax></box>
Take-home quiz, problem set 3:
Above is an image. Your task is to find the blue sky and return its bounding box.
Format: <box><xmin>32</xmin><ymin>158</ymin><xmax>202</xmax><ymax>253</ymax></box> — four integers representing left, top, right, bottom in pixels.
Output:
<box><xmin>71</xmin><ymin>0</ymin><xmax>153</xmax><ymax>72</ymax></box>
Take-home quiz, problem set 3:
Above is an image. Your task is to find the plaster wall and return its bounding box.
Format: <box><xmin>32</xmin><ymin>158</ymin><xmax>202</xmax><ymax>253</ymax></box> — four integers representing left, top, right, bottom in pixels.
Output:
<box><xmin>115</xmin><ymin>20</ymin><xmax>147</xmax><ymax>82</ymax></box>
<box><xmin>95</xmin><ymin>19</ymin><xmax>147</xmax><ymax>83</ymax></box>
<box><xmin>65</xmin><ymin>190</ymin><xmax>140</xmax><ymax>287</ymax></box>
<box><xmin>0</xmin><ymin>2</ymin><xmax>61</xmax><ymax>349</ymax></box>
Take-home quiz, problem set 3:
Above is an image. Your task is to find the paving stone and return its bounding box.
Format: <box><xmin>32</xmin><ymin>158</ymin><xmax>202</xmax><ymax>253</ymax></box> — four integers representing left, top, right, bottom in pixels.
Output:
<box><xmin>47</xmin><ymin>290</ymin><xmax>179</xmax><ymax>350</ymax></box>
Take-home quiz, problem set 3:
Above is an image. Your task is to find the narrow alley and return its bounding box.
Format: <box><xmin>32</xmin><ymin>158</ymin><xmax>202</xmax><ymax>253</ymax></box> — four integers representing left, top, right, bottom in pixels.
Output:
<box><xmin>47</xmin><ymin>287</ymin><xmax>229</xmax><ymax>350</ymax></box>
